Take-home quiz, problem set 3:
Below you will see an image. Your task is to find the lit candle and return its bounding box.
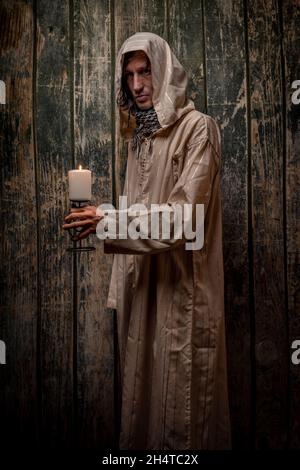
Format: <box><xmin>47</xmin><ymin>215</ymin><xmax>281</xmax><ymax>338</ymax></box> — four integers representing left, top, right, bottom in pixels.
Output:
<box><xmin>68</xmin><ymin>165</ymin><xmax>92</xmax><ymax>201</ymax></box>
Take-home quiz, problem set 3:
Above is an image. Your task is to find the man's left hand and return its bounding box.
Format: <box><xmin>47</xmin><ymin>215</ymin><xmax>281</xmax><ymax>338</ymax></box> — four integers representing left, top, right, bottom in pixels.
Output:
<box><xmin>63</xmin><ymin>205</ymin><xmax>104</xmax><ymax>241</ymax></box>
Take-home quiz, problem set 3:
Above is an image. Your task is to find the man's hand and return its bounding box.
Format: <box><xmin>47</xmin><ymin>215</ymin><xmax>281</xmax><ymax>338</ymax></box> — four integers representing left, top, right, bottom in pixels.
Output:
<box><xmin>63</xmin><ymin>205</ymin><xmax>104</xmax><ymax>241</ymax></box>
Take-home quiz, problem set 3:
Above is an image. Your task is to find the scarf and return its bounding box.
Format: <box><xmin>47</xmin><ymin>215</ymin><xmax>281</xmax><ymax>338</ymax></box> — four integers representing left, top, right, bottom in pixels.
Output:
<box><xmin>131</xmin><ymin>106</ymin><xmax>162</xmax><ymax>153</ymax></box>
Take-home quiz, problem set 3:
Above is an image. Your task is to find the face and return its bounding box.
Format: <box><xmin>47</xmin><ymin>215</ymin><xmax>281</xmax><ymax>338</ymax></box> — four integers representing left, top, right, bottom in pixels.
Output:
<box><xmin>124</xmin><ymin>51</ymin><xmax>153</xmax><ymax>110</ymax></box>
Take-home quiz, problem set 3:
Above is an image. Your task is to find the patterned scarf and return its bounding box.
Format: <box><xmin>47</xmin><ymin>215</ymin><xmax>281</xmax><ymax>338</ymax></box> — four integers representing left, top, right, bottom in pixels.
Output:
<box><xmin>131</xmin><ymin>106</ymin><xmax>162</xmax><ymax>153</ymax></box>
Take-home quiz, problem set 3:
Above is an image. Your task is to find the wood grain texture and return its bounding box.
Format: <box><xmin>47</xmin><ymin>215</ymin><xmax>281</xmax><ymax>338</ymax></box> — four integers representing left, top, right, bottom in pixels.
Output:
<box><xmin>204</xmin><ymin>0</ymin><xmax>251</xmax><ymax>449</ymax></box>
<box><xmin>282</xmin><ymin>0</ymin><xmax>300</xmax><ymax>449</ymax></box>
<box><xmin>169</xmin><ymin>0</ymin><xmax>205</xmax><ymax>112</ymax></box>
<box><xmin>247</xmin><ymin>0</ymin><xmax>288</xmax><ymax>449</ymax></box>
<box><xmin>73</xmin><ymin>0</ymin><xmax>114</xmax><ymax>448</ymax></box>
<box><xmin>0</xmin><ymin>0</ymin><xmax>38</xmax><ymax>447</ymax></box>
<box><xmin>35</xmin><ymin>0</ymin><xmax>74</xmax><ymax>447</ymax></box>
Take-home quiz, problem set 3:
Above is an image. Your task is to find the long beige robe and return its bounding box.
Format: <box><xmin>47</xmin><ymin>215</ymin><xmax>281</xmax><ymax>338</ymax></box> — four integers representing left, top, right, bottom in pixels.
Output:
<box><xmin>104</xmin><ymin>32</ymin><xmax>231</xmax><ymax>450</ymax></box>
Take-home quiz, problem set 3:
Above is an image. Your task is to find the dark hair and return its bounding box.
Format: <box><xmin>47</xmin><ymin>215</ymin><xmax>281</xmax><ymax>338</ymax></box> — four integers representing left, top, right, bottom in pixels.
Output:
<box><xmin>117</xmin><ymin>50</ymin><xmax>151</xmax><ymax>109</ymax></box>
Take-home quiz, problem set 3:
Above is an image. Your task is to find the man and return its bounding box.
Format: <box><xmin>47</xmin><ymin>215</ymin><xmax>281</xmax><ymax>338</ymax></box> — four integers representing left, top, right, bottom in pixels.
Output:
<box><xmin>63</xmin><ymin>32</ymin><xmax>231</xmax><ymax>450</ymax></box>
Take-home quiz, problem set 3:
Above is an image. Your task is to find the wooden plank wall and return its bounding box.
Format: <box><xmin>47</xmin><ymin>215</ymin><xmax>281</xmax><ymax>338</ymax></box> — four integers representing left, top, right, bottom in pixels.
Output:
<box><xmin>204</xmin><ymin>0</ymin><xmax>252</xmax><ymax>448</ymax></box>
<box><xmin>73</xmin><ymin>0</ymin><xmax>114</xmax><ymax>449</ymax></box>
<box><xmin>283</xmin><ymin>0</ymin><xmax>300</xmax><ymax>450</ymax></box>
<box><xmin>36</xmin><ymin>0</ymin><xmax>74</xmax><ymax>448</ymax></box>
<box><xmin>0</xmin><ymin>0</ymin><xmax>38</xmax><ymax>447</ymax></box>
<box><xmin>248</xmin><ymin>0</ymin><xmax>288</xmax><ymax>449</ymax></box>
<box><xmin>0</xmin><ymin>0</ymin><xmax>300</xmax><ymax>450</ymax></box>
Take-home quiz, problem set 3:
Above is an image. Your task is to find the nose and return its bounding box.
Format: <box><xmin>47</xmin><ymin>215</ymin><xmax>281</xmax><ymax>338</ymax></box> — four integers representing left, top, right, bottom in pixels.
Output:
<box><xmin>133</xmin><ymin>73</ymin><xmax>143</xmax><ymax>92</ymax></box>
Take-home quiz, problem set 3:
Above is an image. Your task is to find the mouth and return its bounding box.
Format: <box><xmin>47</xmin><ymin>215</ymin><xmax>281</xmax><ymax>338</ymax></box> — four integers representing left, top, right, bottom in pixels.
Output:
<box><xmin>136</xmin><ymin>95</ymin><xmax>149</xmax><ymax>101</ymax></box>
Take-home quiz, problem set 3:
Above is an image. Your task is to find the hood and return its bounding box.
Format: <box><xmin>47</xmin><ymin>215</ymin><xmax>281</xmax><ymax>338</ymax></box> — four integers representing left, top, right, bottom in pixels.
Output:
<box><xmin>115</xmin><ymin>32</ymin><xmax>195</xmax><ymax>139</ymax></box>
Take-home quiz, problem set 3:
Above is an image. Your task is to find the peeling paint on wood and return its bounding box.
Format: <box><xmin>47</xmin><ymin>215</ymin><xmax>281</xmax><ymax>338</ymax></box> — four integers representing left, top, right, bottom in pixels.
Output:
<box><xmin>282</xmin><ymin>0</ymin><xmax>300</xmax><ymax>450</ymax></box>
<box><xmin>73</xmin><ymin>0</ymin><xmax>114</xmax><ymax>448</ymax></box>
<box><xmin>36</xmin><ymin>0</ymin><xmax>74</xmax><ymax>447</ymax></box>
<box><xmin>248</xmin><ymin>0</ymin><xmax>288</xmax><ymax>450</ymax></box>
<box><xmin>204</xmin><ymin>0</ymin><xmax>251</xmax><ymax>449</ymax></box>
<box><xmin>0</xmin><ymin>0</ymin><xmax>38</xmax><ymax>447</ymax></box>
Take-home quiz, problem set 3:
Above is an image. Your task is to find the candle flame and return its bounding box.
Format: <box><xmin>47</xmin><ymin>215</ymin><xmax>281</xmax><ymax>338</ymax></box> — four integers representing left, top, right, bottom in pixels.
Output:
<box><xmin>78</xmin><ymin>165</ymin><xmax>82</xmax><ymax>170</ymax></box>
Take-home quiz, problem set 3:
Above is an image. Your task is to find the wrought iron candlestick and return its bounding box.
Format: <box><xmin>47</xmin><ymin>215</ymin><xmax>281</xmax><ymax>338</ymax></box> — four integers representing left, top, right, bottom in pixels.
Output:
<box><xmin>66</xmin><ymin>200</ymin><xmax>96</xmax><ymax>253</ymax></box>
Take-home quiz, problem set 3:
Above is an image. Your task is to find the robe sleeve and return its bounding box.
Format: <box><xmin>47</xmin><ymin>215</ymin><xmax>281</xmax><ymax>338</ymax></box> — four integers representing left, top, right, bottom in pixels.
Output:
<box><xmin>103</xmin><ymin>121</ymin><xmax>220</xmax><ymax>255</ymax></box>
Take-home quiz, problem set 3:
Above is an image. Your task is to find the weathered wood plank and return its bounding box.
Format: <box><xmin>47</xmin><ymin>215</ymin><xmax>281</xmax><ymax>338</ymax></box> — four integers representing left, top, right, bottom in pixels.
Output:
<box><xmin>247</xmin><ymin>0</ymin><xmax>288</xmax><ymax>449</ymax></box>
<box><xmin>169</xmin><ymin>0</ymin><xmax>205</xmax><ymax>113</ymax></box>
<box><xmin>282</xmin><ymin>0</ymin><xmax>300</xmax><ymax>450</ymax></box>
<box><xmin>204</xmin><ymin>0</ymin><xmax>251</xmax><ymax>448</ymax></box>
<box><xmin>115</xmin><ymin>0</ymin><xmax>166</xmax><ymax>45</ymax></box>
<box><xmin>73</xmin><ymin>0</ymin><xmax>114</xmax><ymax>448</ymax></box>
<box><xmin>0</xmin><ymin>0</ymin><xmax>38</xmax><ymax>447</ymax></box>
<box><xmin>114</xmin><ymin>0</ymin><xmax>166</xmax><ymax>201</ymax></box>
<box><xmin>36</xmin><ymin>0</ymin><xmax>74</xmax><ymax>447</ymax></box>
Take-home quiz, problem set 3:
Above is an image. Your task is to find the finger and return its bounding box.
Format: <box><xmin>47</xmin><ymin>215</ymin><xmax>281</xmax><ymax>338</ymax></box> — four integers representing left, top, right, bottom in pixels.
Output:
<box><xmin>66</xmin><ymin>210</ymin><xmax>88</xmax><ymax>220</ymax></box>
<box><xmin>72</xmin><ymin>227</ymin><xmax>93</xmax><ymax>241</ymax></box>
<box><xmin>70</xmin><ymin>205</ymin><xmax>93</xmax><ymax>213</ymax></box>
<box><xmin>76</xmin><ymin>227</ymin><xmax>93</xmax><ymax>240</ymax></box>
<box><xmin>70</xmin><ymin>207</ymin><xmax>86</xmax><ymax>213</ymax></box>
<box><xmin>64</xmin><ymin>213</ymin><xmax>90</xmax><ymax>222</ymax></box>
<box><xmin>68</xmin><ymin>210</ymin><xmax>95</xmax><ymax>220</ymax></box>
<box><xmin>63</xmin><ymin>219</ymin><xmax>93</xmax><ymax>229</ymax></box>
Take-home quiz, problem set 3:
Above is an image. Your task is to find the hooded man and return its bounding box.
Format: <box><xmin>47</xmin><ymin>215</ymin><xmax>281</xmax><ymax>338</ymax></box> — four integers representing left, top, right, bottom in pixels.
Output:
<box><xmin>63</xmin><ymin>32</ymin><xmax>231</xmax><ymax>450</ymax></box>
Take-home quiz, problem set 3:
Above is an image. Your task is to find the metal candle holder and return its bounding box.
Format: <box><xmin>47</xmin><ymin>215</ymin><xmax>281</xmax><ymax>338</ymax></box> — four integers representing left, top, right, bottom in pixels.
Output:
<box><xmin>66</xmin><ymin>200</ymin><xmax>96</xmax><ymax>253</ymax></box>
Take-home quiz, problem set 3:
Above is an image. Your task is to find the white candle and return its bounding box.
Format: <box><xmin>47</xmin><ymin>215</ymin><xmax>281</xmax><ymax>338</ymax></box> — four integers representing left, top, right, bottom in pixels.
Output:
<box><xmin>68</xmin><ymin>165</ymin><xmax>92</xmax><ymax>201</ymax></box>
